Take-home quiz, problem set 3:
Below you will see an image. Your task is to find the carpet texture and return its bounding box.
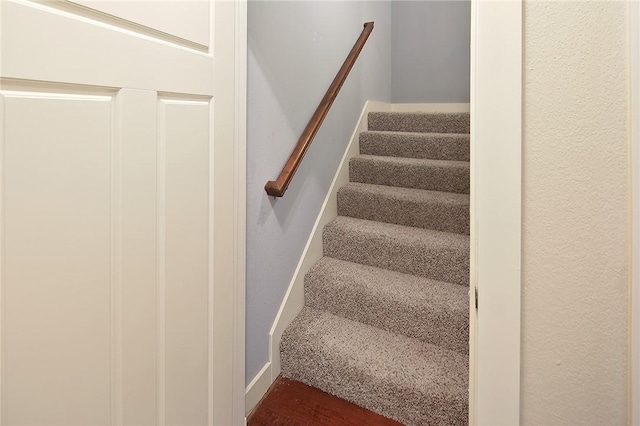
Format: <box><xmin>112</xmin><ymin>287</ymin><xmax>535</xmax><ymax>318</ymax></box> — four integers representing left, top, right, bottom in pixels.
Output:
<box><xmin>350</xmin><ymin>155</ymin><xmax>470</xmax><ymax>194</ymax></box>
<box><xmin>323</xmin><ymin>216</ymin><xmax>469</xmax><ymax>286</ymax></box>
<box><xmin>338</xmin><ymin>182</ymin><xmax>469</xmax><ymax>234</ymax></box>
<box><xmin>360</xmin><ymin>131</ymin><xmax>470</xmax><ymax>161</ymax></box>
<box><xmin>304</xmin><ymin>257</ymin><xmax>469</xmax><ymax>353</ymax></box>
<box><xmin>281</xmin><ymin>308</ymin><xmax>469</xmax><ymax>426</ymax></box>
<box><xmin>280</xmin><ymin>111</ymin><xmax>470</xmax><ymax>425</ymax></box>
<box><xmin>368</xmin><ymin>112</ymin><xmax>470</xmax><ymax>133</ymax></box>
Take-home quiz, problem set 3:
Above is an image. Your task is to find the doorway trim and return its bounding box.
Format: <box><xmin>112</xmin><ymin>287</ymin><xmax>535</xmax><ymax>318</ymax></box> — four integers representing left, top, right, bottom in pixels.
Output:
<box><xmin>233</xmin><ymin>1</ymin><xmax>248</xmax><ymax>424</ymax></box>
<box><xmin>212</xmin><ymin>0</ymin><xmax>247</xmax><ymax>424</ymax></box>
<box><xmin>470</xmin><ymin>1</ymin><xmax>522</xmax><ymax>424</ymax></box>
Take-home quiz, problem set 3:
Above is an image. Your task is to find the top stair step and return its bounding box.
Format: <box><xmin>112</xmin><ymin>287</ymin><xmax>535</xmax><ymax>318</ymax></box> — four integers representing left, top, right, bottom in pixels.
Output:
<box><xmin>368</xmin><ymin>112</ymin><xmax>470</xmax><ymax>134</ymax></box>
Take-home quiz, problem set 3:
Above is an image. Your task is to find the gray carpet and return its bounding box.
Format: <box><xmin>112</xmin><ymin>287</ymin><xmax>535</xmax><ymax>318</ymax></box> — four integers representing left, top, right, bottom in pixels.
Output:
<box><xmin>350</xmin><ymin>155</ymin><xmax>470</xmax><ymax>194</ymax></box>
<box><xmin>323</xmin><ymin>216</ymin><xmax>469</xmax><ymax>286</ymax></box>
<box><xmin>304</xmin><ymin>257</ymin><xmax>469</xmax><ymax>353</ymax></box>
<box><xmin>368</xmin><ymin>111</ymin><xmax>470</xmax><ymax>133</ymax></box>
<box><xmin>338</xmin><ymin>182</ymin><xmax>470</xmax><ymax>234</ymax></box>
<box><xmin>280</xmin><ymin>111</ymin><xmax>470</xmax><ymax>425</ymax></box>
<box><xmin>360</xmin><ymin>131</ymin><xmax>470</xmax><ymax>161</ymax></box>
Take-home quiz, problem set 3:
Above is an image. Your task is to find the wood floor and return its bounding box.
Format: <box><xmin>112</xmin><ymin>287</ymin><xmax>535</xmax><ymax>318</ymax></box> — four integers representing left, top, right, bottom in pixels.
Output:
<box><xmin>247</xmin><ymin>376</ymin><xmax>403</xmax><ymax>426</ymax></box>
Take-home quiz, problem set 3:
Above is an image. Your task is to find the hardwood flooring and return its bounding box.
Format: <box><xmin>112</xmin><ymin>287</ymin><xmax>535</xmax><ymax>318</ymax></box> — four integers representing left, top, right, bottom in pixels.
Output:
<box><xmin>247</xmin><ymin>376</ymin><xmax>404</xmax><ymax>426</ymax></box>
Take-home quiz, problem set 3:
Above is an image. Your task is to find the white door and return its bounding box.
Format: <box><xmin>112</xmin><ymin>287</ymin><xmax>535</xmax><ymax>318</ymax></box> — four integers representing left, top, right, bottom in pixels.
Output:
<box><xmin>0</xmin><ymin>1</ymin><xmax>244</xmax><ymax>424</ymax></box>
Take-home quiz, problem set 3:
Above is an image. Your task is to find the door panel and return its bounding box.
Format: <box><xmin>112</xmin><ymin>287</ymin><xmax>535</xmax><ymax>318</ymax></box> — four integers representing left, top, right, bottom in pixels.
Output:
<box><xmin>2</xmin><ymin>92</ymin><xmax>113</xmax><ymax>425</ymax></box>
<box><xmin>70</xmin><ymin>0</ymin><xmax>210</xmax><ymax>47</ymax></box>
<box><xmin>0</xmin><ymin>0</ymin><xmax>219</xmax><ymax>424</ymax></box>
<box><xmin>161</xmin><ymin>99</ymin><xmax>211</xmax><ymax>425</ymax></box>
<box><xmin>0</xmin><ymin>1</ymin><xmax>213</xmax><ymax>95</ymax></box>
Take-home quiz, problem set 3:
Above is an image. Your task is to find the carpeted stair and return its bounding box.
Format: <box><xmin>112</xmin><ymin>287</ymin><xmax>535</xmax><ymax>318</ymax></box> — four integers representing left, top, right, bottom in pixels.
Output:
<box><xmin>280</xmin><ymin>111</ymin><xmax>470</xmax><ymax>425</ymax></box>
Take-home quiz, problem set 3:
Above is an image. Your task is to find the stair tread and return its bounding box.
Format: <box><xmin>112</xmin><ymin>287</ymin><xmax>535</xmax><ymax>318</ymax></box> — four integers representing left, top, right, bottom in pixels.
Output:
<box><xmin>362</xmin><ymin>130</ymin><xmax>470</xmax><ymax>138</ymax></box>
<box><xmin>337</xmin><ymin>182</ymin><xmax>469</xmax><ymax>234</ymax></box>
<box><xmin>354</xmin><ymin>154</ymin><xmax>469</xmax><ymax>168</ymax></box>
<box><xmin>280</xmin><ymin>307</ymin><xmax>468</xmax><ymax>426</ymax></box>
<box><xmin>340</xmin><ymin>181</ymin><xmax>469</xmax><ymax>204</ymax></box>
<box><xmin>326</xmin><ymin>215</ymin><xmax>469</xmax><ymax>247</ymax></box>
<box><xmin>359</xmin><ymin>131</ymin><xmax>470</xmax><ymax>161</ymax></box>
<box><xmin>323</xmin><ymin>216</ymin><xmax>469</xmax><ymax>286</ymax></box>
<box><xmin>368</xmin><ymin>111</ymin><xmax>470</xmax><ymax>134</ymax></box>
<box><xmin>350</xmin><ymin>155</ymin><xmax>470</xmax><ymax>194</ymax></box>
<box><xmin>306</xmin><ymin>257</ymin><xmax>469</xmax><ymax>353</ymax></box>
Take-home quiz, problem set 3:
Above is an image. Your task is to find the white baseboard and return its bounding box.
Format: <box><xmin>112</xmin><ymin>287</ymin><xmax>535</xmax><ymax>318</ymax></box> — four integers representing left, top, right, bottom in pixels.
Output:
<box><xmin>391</xmin><ymin>103</ymin><xmax>470</xmax><ymax>113</ymax></box>
<box><xmin>244</xmin><ymin>361</ymin><xmax>272</xmax><ymax>416</ymax></box>
<box><xmin>245</xmin><ymin>101</ymin><xmax>472</xmax><ymax>410</ymax></box>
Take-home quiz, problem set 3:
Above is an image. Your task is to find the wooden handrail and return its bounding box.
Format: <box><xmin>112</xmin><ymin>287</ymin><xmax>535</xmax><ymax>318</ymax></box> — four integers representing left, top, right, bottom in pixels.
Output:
<box><xmin>265</xmin><ymin>22</ymin><xmax>374</xmax><ymax>197</ymax></box>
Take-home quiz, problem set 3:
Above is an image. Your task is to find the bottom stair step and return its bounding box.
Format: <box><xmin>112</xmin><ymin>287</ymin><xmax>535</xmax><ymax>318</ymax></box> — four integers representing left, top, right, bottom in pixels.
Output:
<box><xmin>280</xmin><ymin>307</ymin><xmax>468</xmax><ymax>426</ymax></box>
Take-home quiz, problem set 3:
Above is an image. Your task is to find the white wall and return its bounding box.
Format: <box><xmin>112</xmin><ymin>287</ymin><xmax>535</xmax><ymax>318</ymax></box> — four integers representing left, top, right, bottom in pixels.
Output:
<box><xmin>391</xmin><ymin>0</ymin><xmax>470</xmax><ymax>103</ymax></box>
<box><xmin>245</xmin><ymin>0</ymin><xmax>391</xmax><ymax>385</ymax></box>
<box><xmin>522</xmin><ymin>1</ymin><xmax>629</xmax><ymax>423</ymax></box>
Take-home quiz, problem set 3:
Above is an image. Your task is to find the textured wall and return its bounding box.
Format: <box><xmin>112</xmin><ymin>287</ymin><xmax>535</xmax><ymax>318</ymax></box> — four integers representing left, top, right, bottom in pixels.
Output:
<box><xmin>246</xmin><ymin>1</ymin><xmax>391</xmax><ymax>385</ymax></box>
<box><xmin>391</xmin><ymin>0</ymin><xmax>470</xmax><ymax>103</ymax></box>
<box><xmin>522</xmin><ymin>2</ymin><xmax>629</xmax><ymax>424</ymax></box>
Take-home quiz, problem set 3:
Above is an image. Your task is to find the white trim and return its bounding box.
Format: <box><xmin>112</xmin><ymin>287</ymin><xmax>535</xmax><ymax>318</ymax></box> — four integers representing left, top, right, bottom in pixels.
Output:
<box><xmin>212</xmin><ymin>1</ymin><xmax>246</xmax><ymax>424</ymax></box>
<box><xmin>630</xmin><ymin>0</ymin><xmax>639</xmax><ymax>424</ymax></box>
<box><xmin>469</xmin><ymin>4</ymin><xmax>478</xmax><ymax>423</ymax></box>
<box><xmin>233</xmin><ymin>1</ymin><xmax>247</xmax><ymax>424</ymax></box>
<box><xmin>0</xmin><ymin>89</ymin><xmax>4</xmax><ymax>426</ymax></box>
<box><xmin>391</xmin><ymin>103</ymin><xmax>470</xmax><ymax>113</ymax></box>
<box><xmin>266</xmin><ymin>100</ymin><xmax>392</xmax><ymax>381</ymax></box>
<box><xmin>244</xmin><ymin>361</ymin><xmax>272</xmax><ymax>416</ymax></box>
<box><xmin>470</xmin><ymin>1</ymin><xmax>522</xmax><ymax>425</ymax></box>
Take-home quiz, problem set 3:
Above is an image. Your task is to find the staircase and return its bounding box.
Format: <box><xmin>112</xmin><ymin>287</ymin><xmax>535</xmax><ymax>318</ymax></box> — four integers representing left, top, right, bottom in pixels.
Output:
<box><xmin>280</xmin><ymin>111</ymin><xmax>470</xmax><ymax>426</ymax></box>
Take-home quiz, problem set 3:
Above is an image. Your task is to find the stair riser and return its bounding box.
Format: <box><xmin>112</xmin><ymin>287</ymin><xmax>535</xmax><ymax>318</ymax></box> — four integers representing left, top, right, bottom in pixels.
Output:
<box><xmin>368</xmin><ymin>112</ymin><xmax>470</xmax><ymax>134</ymax></box>
<box><xmin>337</xmin><ymin>187</ymin><xmax>469</xmax><ymax>234</ymax></box>
<box><xmin>323</xmin><ymin>225</ymin><xmax>469</xmax><ymax>287</ymax></box>
<box><xmin>305</xmin><ymin>261</ymin><xmax>469</xmax><ymax>353</ymax></box>
<box><xmin>359</xmin><ymin>132</ymin><xmax>470</xmax><ymax>161</ymax></box>
<box><xmin>350</xmin><ymin>157</ymin><xmax>470</xmax><ymax>194</ymax></box>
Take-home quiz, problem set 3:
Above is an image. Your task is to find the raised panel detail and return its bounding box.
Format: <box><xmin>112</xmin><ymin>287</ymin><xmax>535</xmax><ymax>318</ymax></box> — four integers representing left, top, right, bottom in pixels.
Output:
<box><xmin>1</xmin><ymin>1</ymin><xmax>214</xmax><ymax>96</ymax></box>
<box><xmin>0</xmin><ymin>0</ymin><xmax>229</xmax><ymax>422</ymax></box>
<box><xmin>1</xmin><ymin>92</ymin><xmax>113</xmax><ymax>425</ymax></box>
<box><xmin>70</xmin><ymin>0</ymin><xmax>210</xmax><ymax>48</ymax></box>
<box><xmin>158</xmin><ymin>99</ymin><xmax>211</xmax><ymax>426</ymax></box>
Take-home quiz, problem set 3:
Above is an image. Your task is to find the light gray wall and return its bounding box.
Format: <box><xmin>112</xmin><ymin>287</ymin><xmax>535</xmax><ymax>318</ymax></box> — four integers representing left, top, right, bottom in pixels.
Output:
<box><xmin>246</xmin><ymin>0</ymin><xmax>391</xmax><ymax>385</ymax></box>
<box><xmin>391</xmin><ymin>0</ymin><xmax>470</xmax><ymax>103</ymax></box>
